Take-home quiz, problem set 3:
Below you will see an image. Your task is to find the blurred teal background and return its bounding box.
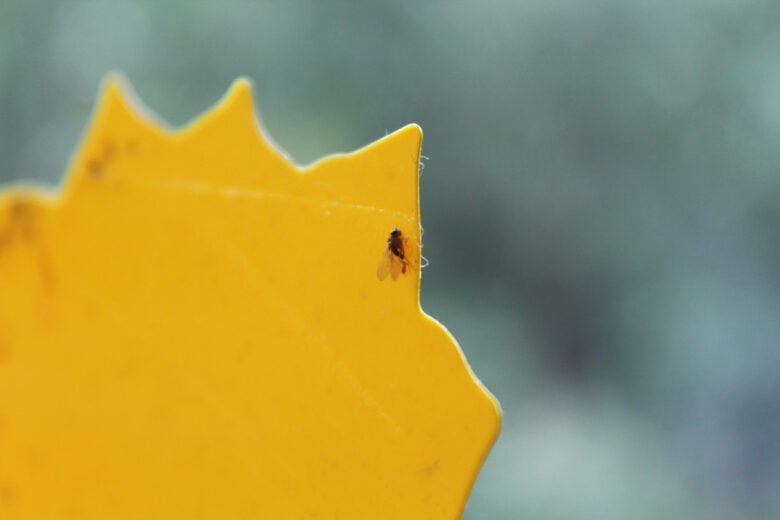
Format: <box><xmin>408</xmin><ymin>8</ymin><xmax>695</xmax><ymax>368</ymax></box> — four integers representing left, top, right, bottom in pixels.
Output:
<box><xmin>2</xmin><ymin>1</ymin><xmax>780</xmax><ymax>518</ymax></box>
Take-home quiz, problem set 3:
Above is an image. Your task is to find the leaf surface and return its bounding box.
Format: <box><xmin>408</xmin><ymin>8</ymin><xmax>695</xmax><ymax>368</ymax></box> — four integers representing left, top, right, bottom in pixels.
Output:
<box><xmin>0</xmin><ymin>76</ymin><xmax>500</xmax><ymax>519</ymax></box>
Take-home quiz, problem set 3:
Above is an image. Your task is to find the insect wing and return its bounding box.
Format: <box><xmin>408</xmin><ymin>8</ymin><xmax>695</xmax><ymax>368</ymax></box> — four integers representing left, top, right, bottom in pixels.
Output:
<box><xmin>389</xmin><ymin>254</ymin><xmax>404</xmax><ymax>280</ymax></box>
<box><xmin>376</xmin><ymin>248</ymin><xmax>393</xmax><ymax>280</ymax></box>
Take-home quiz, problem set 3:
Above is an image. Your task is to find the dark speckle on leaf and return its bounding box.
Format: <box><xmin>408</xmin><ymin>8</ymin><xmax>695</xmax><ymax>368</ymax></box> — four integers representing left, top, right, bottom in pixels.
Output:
<box><xmin>102</xmin><ymin>139</ymin><xmax>117</xmax><ymax>162</ymax></box>
<box><xmin>8</xmin><ymin>198</ymin><xmax>35</xmax><ymax>241</ymax></box>
<box><xmin>87</xmin><ymin>158</ymin><xmax>102</xmax><ymax>177</ymax></box>
<box><xmin>9</xmin><ymin>198</ymin><xmax>29</xmax><ymax>220</ymax></box>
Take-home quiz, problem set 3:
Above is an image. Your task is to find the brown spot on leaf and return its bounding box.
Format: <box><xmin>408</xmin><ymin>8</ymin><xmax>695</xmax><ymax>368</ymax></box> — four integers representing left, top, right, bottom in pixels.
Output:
<box><xmin>87</xmin><ymin>158</ymin><xmax>102</xmax><ymax>178</ymax></box>
<box><xmin>102</xmin><ymin>139</ymin><xmax>117</xmax><ymax>162</ymax></box>
<box><xmin>9</xmin><ymin>198</ymin><xmax>29</xmax><ymax>220</ymax></box>
<box><xmin>8</xmin><ymin>199</ymin><xmax>35</xmax><ymax>241</ymax></box>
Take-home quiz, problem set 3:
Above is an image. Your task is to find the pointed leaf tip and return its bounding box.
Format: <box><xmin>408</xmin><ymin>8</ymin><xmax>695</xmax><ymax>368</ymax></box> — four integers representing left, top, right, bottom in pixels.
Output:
<box><xmin>187</xmin><ymin>76</ymin><xmax>263</xmax><ymax>143</ymax></box>
<box><xmin>97</xmin><ymin>73</ymin><xmax>132</xmax><ymax>115</ymax></box>
<box><xmin>216</xmin><ymin>77</ymin><xmax>255</xmax><ymax>116</ymax></box>
<box><xmin>380</xmin><ymin>124</ymin><xmax>423</xmax><ymax>159</ymax></box>
<box><xmin>228</xmin><ymin>77</ymin><xmax>254</xmax><ymax>99</ymax></box>
<box><xmin>401</xmin><ymin>123</ymin><xmax>423</xmax><ymax>142</ymax></box>
<box><xmin>91</xmin><ymin>73</ymin><xmax>163</xmax><ymax>133</ymax></box>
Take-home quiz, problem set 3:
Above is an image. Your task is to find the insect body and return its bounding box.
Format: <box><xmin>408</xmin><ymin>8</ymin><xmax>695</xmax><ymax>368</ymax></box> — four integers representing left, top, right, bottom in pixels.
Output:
<box><xmin>377</xmin><ymin>228</ymin><xmax>409</xmax><ymax>281</ymax></box>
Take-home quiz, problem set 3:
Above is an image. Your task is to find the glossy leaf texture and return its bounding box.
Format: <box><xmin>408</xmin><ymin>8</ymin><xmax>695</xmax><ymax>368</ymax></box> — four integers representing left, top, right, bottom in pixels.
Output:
<box><xmin>0</xmin><ymin>76</ymin><xmax>500</xmax><ymax>519</ymax></box>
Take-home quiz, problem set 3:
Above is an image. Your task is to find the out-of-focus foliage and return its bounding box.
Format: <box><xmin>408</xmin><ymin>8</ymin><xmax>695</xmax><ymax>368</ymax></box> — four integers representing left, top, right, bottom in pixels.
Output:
<box><xmin>1</xmin><ymin>1</ymin><xmax>778</xmax><ymax>518</ymax></box>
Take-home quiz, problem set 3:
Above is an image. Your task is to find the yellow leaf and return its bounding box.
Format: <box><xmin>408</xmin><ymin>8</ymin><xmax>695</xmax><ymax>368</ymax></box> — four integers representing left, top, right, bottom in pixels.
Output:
<box><xmin>0</xmin><ymin>75</ymin><xmax>500</xmax><ymax>519</ymax></box>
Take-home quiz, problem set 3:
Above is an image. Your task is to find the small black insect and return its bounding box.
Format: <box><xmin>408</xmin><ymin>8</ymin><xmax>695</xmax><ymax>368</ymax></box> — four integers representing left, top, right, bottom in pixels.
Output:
<box><xmin>377</xmin><ymin>228</ymin><xmax>409</xmax><ymax>281</ymax></box>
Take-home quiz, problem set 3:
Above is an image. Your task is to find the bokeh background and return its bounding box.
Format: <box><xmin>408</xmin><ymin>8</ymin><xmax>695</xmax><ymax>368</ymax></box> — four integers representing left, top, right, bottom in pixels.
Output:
<box><xmin>2</xmin><ymin>1</ymin><xmax>780</xmax><ymax>518</ymax></box>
